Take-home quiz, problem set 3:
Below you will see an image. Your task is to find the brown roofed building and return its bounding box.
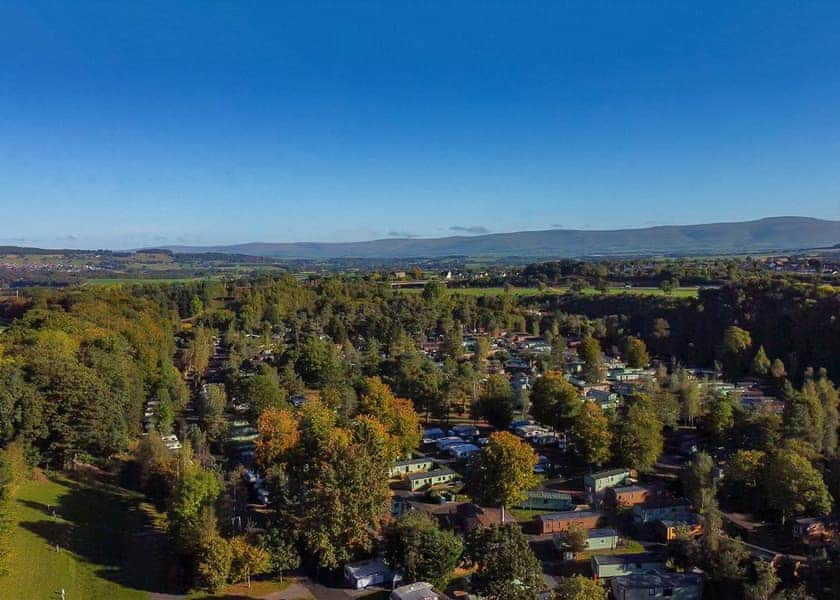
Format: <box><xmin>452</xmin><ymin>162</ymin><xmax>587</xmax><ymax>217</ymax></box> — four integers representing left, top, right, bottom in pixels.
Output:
<box><xmin>455</xmin><ymin>503</ymin><xmax>517</xmax><ymax>532</ymax></box>
<box><xmin>605</xmin><ymin>484</ymin><xmax>657</xmax><ymax>508</ymax></box>
<box><xmin>537</xmin><ymin>510</ymin><xmax>603</xmax><ymax>534</ymax></box>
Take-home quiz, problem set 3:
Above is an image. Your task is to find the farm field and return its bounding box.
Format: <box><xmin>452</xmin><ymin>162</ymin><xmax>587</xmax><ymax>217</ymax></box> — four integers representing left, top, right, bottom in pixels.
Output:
<box><xmin>85</xmin><ymin>277</ymin><xmax>208</xmax><ymax>286</ymax></box>
<box><xmin>398</xmin><ymin>285</ymin><xmax>701</xmax><ymax>298</ymax></box>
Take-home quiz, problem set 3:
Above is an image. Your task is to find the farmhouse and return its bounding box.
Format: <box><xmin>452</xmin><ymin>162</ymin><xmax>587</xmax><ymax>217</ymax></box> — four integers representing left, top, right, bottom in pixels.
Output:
<box><xmin>406</xmin><ymin>467</ymin><xmax>457</xmax><ymax>491</ymax></box>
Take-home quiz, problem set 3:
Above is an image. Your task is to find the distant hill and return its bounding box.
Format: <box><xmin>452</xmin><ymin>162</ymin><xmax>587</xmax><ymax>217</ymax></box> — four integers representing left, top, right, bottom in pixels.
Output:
<box><xmin>162</xmin><ymin>217</ymin><xmax>840</xmax><ymax>259</ymax></box>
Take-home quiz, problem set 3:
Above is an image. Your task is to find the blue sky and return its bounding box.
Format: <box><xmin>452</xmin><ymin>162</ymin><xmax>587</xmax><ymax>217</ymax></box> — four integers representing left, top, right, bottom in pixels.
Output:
<box><xmin>1</xmin><ymin>2</ymin><xmax>840</xmax><ymax>249</ymax></box>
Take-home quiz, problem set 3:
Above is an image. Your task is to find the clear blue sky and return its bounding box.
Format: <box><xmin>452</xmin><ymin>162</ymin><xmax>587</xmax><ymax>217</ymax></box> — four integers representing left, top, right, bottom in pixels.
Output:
<box><xmin>1</xmin><ymin>2</ymin><xmax>839</xmax><ymax>249</ymax></box>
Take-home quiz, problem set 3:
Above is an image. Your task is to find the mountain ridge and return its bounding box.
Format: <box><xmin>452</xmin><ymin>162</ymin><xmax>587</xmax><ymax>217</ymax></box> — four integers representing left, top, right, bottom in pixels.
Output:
<box><xmin>159</xmin><ymin>217</ymin><xmax>840</xmax><ymax>259</ymax></box>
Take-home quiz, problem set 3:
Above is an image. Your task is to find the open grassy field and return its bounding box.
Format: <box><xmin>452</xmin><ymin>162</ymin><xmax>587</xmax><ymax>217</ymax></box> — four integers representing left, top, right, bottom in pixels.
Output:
<box><xmin>85</xmin><ymin>277</ymin><xmax>213</xmax><ymax>286</ymax></box>
<box><xmin>0</xmin><ymin>472</ymin><xmax>166</xmax><ymax>600</ymax></box>
<box><xmin>398</xmin><ymin>286</ymin><xmax>700</xmax><ymax>298</ymax></box>
<box><xmin>1</xmin><ymin>472</ymin><xmax>299</xmax><ymax>600</ymax></box>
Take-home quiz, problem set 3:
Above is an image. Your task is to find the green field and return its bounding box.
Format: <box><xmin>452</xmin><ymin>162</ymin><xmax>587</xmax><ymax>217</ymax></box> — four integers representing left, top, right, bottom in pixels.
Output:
<box><xmin>397</xmin><ymin>285</ymin><xmax>700</xmax><ymax>298</ymax></box>
<box><xmin>1</xmin><ymin>473</ymin><xmax>167</xmax><ymax>600</ymax></box>
<box><xmin>2</xmin><ymin>473</ymin><xmax>298</xmax><ymax>600</ymax></box>
<box><xmin>85</xmin><ymin>277</ymin><xmax>214</xmax><ymax>287</ymax></box>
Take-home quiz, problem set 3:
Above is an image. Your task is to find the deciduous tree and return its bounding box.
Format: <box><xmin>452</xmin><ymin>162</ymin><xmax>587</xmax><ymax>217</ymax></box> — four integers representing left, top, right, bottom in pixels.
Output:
<box><xmin>751</xmin><ymin>346</ymin><xmax>771</xmax><ymax>376</ymax></box>
<box><xmin>623</xmin><ymin>336</ymin><xmax>650</xmax><ymax>369</ymax></box>
<box><xmin>464</xmin><ymin>523</ymin><xmax>543</xmax><ymax>600</ymax></box>
<box><xmin>530</xmin><ymin>371</ymin><xmax>581</xmax><ymax>432</ymax></box>
<box><xmin>578</xmin><ymin>336</ymin><xmax>606</xmax><ymax>383</ymax></box>
<box><xmin>555</xmin><ymin>575</ymin><xmax>607</xmax><ymax>600</ymax></box>
<box><xmin>468</xmin><ymin>431</ymin><xmax>539</xmax><ymax>514</ymax></box>
<box><xmin>384</xmin><ymin>511</ymin><xmax>463</xmax><ymax>589</ymax></box>
<box><xmin>258</xmin><ymin>526</ymin><xmax>300</xmax><ymax>581</ymax></box>
<box><xmin>720</xmin><ymin>326</ymin><xmax>752</xmax><ymax>380</ymax></box>
<box><xmin>255</xmin><ymin>408</ymin><xmax>300</xmax><ymax>471</ymax></box>
<box><xmin>611</xmin><ymin>401</ymin><xmax>663</xmax><ymax>473</ymax></box>
<box><xmin>477</xmin><ymin>374</ymin><xmax>516</xmax><ymax>430</ymax></box>
<box><xmin>570</xmin><ymin>401</ymin><xmax>611</xmax><ymax>466</ymax></box>
<box><xmin>229</xmin><ymin>535</ymin><xmax>272</xmax><ymax>588</ymax></box>
<box><xmin>763</xmin><ymin>449</ymin><xmax>831</xmax><ymax>523</ymax></box>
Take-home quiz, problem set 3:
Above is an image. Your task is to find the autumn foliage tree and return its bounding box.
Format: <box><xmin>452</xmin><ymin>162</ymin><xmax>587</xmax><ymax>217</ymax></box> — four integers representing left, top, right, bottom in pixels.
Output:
<box><xmin>296</xmin><ymin>430</ymin><xmax>391</xmax><ymax>568</ymax></box>
<box><xmin>255</xmin><ymin>408</ymin><xmax>300</xmax><ymax>471</ymax></box>
<box><xmin>357</xmin><ymin>376</ymin><xmax>421</xmax><ymax>458</ymax></box>
<box><xmin>468</xmin><ymin>431</ymin><xmax>538</xmax><ymax>514</ymax></box>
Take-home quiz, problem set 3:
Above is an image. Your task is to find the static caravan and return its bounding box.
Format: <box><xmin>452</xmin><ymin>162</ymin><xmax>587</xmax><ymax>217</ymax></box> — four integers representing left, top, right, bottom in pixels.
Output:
<box><xmin>344</xmin><ymin>558</ymin><xmax>397</xmax><ymax>590</ymax></box>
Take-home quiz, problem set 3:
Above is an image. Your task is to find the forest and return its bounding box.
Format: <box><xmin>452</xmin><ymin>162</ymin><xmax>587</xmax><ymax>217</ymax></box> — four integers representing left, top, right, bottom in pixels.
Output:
<box><xmin>0</xmin><ymin>271</ymin><xmax>839</xmax><ymax>598</ymax></box>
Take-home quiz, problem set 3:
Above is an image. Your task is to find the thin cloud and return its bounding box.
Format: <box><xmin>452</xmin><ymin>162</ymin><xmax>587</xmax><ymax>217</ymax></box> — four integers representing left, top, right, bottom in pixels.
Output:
<box><xmin>449</xmin><ymin>225</ymin><xmax>490</xmax><ymax>234</ymax></box>
<box><xmin>387</xmin><ymin>230</ymin><xmax>420</xmax><ymax>238</ymax></box>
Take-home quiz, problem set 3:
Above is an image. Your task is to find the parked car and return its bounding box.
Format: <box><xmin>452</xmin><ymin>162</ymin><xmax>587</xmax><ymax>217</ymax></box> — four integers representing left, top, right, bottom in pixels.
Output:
<box><xmin>423</xmin><ymin>427</ymin><xmax>446</xmax><ymax>444</ymax></box>
<box><xmin>534</xmin><ymin>455</ymin><xmax>551</xmax><ymax>474</ymax></box>
<box><xmin>449</xmin><ymin>424</ymin><xmax>480</xmax><ymax>439</ymax></box>
<box><xmin>435</xmin><ymin>436</ymin><xmax>465</xmax><ymax>452</ymax></box>
<box><xmin>255</xmin><ymin>487</ymin><xmax>270</xmax><ymax>505</ymax></box>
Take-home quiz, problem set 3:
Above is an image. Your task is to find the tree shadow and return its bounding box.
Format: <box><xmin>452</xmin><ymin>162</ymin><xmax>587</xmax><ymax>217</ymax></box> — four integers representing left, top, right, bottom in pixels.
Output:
<box><xmin>18</xmin><ymin>476</ymin><xmax>186</xmax><ymax>594</ymax></box>
<box><xmin>19</xmin><ymin>519</ymin><xmax>72</xmax><ymax>547</ymax></box>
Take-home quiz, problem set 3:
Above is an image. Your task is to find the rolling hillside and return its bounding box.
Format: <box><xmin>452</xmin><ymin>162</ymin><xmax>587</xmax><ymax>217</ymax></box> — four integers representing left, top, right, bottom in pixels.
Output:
<box><xmin>163</xmin><ymin>217</ymin><xmax>840</xmax><ymax>259</ymax></box>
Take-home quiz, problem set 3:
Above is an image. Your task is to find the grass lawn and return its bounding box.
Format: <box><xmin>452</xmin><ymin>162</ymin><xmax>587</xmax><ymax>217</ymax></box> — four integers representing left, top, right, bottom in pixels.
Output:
<box><xmin>580</xmin><ymin>538</ymin><xmax>647</xmax><ymax>559</ymax></box>
<box><xmin>509</xmin><ymin>508</ymin><xmax>556</xmax><ymax>521</ymax></box>
<box><xmin>0</xmin><ymin>472</ymin><xmax>169</xmax><ymax>600</ymax></box>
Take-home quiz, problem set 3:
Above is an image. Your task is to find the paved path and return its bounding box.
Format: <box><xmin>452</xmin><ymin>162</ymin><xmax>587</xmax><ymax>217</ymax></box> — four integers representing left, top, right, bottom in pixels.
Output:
<box><xmin>265</xmin><ymin>581</ymin><xmax>314</xmax><ymax>599</ymax></box>
<box><xmin>300</xmin><ymin>582</ymin><xmax>354</xmax><ymax>599</ymax></box>
<box><xmin>150</xmin><ymin>581</ymin><xmax>314</xmax><ymax>600</ymax></box>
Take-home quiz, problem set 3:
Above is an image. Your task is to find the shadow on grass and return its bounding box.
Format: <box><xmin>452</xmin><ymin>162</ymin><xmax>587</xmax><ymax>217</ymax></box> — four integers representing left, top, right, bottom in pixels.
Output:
<box><xmin>18</xmin><ymin>476</ymin><xmax>186</xmax><ymax>594</ymax></box>
<box><xmin>19</xmin><ymin>519</ymin><xmax>73</xmax><ymax>547</ymax></box>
